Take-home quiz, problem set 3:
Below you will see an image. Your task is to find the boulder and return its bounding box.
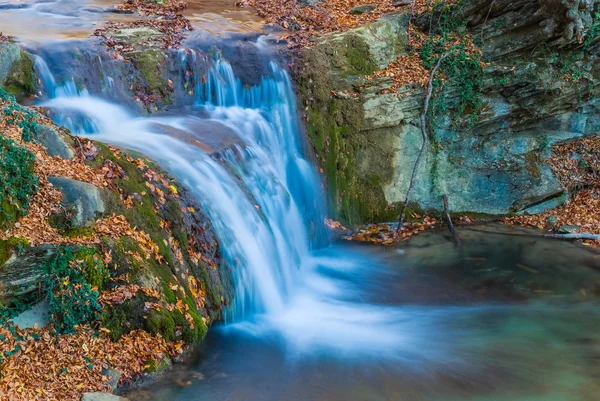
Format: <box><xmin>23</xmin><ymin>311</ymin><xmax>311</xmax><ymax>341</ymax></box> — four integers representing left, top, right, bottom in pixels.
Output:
<box><xmin>0</xmin><ymin>244</ymin><xmax>55</xmax><ymax>299</ymax></box>
<box><xmin>0</xmin><ymin>42</ymin><xmax>35</xmax><ymax>98</ymax></box>
<box><xmin>0</xmin><ymin>42</ymin><xmax>21</xmax><ymax>85</ymax></box>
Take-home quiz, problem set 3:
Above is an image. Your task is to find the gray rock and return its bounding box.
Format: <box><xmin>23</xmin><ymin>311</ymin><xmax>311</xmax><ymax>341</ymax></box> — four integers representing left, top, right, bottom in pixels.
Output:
<box><xmin>0</xmin><ymin>244</ymin><xmax>55</xmax><ymax>298</ymax></box>
<box><xmin>101</xmin><ymin>368</ymin><xmax>121</xmax><ymax>391</ymax></box>
<box><xmin>547</xmin><ymin>215</ymin><xmax>558</xmax><ymax>227</ymax></box>
<box><xmin>81</xmin><ymin>393</ymin><xmax>129</xmax><ymax>401</ymax></box>
<box><xmin>48</xmin><ymin>177</ymin><xmax>105</xmax><ymax>228</ymax></box>
<box><xmin>0</xmin><ymin>42</ymin><xmax>21</xmax><ymax>86</ymax></box>
<box><xmin>558</xmin><ymin>224</ymin><xmax>581</xmax><ymax>234</ymax></box>
<box><xmin>34</xmin><ymin>124</ymin><xmax>75</xmax><ymax>159</ymax></box>
<box><xmin>363</xmin><ymin>92</ymin><xmax>405</xmax><ymax>129</ymax></box>
<box><xmin>312</xmin><ymin>14</ymin><xmax>410</xmax><ymax>73</ymax></box>
<box><xmin>392</xmin><ymin>0</ymin><xmax>412</xmax><ymax>6</ymax></box>
<box><xmin>349</xmin><ymin>4</ymin><xmax>377</xmax><ymax>14</ymax></box>
<box><xmin>12</xmin><ymin>299</ymin><xmax>50</xmax><ymax>330</ymax></box>
<box><xmin>518</xmin><ymin>193</ymin><xmax>569</xmax><ymax>215</ymax></box>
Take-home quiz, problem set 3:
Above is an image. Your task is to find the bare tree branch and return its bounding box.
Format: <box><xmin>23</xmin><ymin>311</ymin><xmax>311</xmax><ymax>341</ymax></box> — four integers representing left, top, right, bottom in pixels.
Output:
<box><xmin>396</xmin><ymin>51</ymin><xmax>452</xmax><ymax>233</ymax></box>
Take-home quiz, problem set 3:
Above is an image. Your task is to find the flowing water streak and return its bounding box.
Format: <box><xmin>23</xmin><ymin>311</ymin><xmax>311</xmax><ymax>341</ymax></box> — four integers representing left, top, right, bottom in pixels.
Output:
<box><xmin>36</xmin><ymin>53</ymin><xmax>325</xmax><ymax>319</ymax></box>
<box><xmin>36</xmin><ymin>49</ymin><xmax>443</xmax><ymax>358</ymax></box>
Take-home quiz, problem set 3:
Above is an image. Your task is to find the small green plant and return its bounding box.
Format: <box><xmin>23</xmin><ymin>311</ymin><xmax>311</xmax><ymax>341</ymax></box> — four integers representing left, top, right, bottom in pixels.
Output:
<box><xmin>44</xmin><ymin>246</ymin><xmax>106</xmax><ymax>334</ymax></box>
<box><xmin>0</xmin><ymin>135</ymin><xmax>38</xmax><ymax>230</ymax></box>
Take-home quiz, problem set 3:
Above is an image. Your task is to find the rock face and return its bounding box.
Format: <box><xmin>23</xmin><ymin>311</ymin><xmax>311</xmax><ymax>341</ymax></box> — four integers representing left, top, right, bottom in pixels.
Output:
<box><xmin>294</xmin><ymin>1</ymin><xmax>600</xmax><ymax>225</ymax></box>
<box><xmin>0</xmin><ymin>244</ymin><xmax>55</xmax><ymax>298</ymax></box>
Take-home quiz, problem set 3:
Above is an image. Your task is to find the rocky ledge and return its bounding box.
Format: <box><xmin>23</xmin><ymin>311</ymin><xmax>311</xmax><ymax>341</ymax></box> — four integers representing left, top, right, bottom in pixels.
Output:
<box><xmin>293</xmin><ymin>0</ymin><xmax>600</xmax><ymax>225</ymax></box>
<box><xmin>0</xmin><ymin>45</ymin><xmax>231</xmax><ymax>399</ymax></box>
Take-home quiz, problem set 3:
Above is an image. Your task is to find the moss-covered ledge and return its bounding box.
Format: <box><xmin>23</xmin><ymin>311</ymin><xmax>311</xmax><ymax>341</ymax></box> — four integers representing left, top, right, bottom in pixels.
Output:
<box><xmin>0</xmin><ymin>90</ymin><xmax>232</xmax><ymax>392</ymax></box>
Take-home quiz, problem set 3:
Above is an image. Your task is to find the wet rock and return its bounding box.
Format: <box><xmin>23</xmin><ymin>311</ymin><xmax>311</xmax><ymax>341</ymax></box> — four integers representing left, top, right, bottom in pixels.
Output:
<box><xmin>48</xmin><ymin>177</ymin><xmax>105</xmax><ymax>228</ymax></box>
<box><xmin>349</xmin><ymin>4</ymin><xmax>377</xmax><ymax>14</ymax></box>
<box><xmin>81</xmin><ymin>393</ymin><xmax>129</xmax><ymax>401</ymax></box>
<box><xmin>0</xmin><ymin>42</ymin><xmax>22</xmax><ymax>86</ymax></box>
<box><xmin>0</xmin><ymin>43</ymin><xmax>35</xmax><ymax>98</ymax></box>
<box><xmin>519</xmin><ymin>193</ymin><xmax>569</xmax><ymax>215</ymax></box>
<box><xmin>34</xmin><ymin>124</ymin><xmax>75</xmax><ymax>159</ymax></box>
<box><xmin>558</xmin><ymin>224</ymin><xmax>581</xmax><ymax>234</ymax></box>
<box><xmin>12</xmin><ymin>299</ymin><xmax>50</xmax><ymax>330</ymax></box>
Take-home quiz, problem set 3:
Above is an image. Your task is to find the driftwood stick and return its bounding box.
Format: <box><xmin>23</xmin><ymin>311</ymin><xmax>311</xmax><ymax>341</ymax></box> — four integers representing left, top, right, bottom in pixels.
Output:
<box><xmin>442</xmin><ymin>194</ymin><xmax>457</xmax><ymax>237</ymax></box>
<box><xmin>397</xmin><ymin>52</ymin><xmax>451</xmax><ymax>233</ymax></box>
<box><xmin>544</xmin><ymin>233</ymin><xmax>600</xmax><ymax>240</ymax></box>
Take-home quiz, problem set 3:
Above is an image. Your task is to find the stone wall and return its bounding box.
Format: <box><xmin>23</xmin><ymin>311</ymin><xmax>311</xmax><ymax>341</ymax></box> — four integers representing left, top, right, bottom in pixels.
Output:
<box><xmin>294</xmin><ymin>0</ymin><xmax>600</xmax><ymax>225</ymax></box>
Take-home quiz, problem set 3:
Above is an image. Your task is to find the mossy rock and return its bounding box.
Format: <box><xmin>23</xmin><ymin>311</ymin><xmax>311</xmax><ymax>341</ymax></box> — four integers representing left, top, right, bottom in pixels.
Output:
<box><xmin>4</xmin><ymin>50</ymin><xmax>35</xmax><ymax>99</ymax></box>
<box><xmin>0</xmin><ymin>237</ymin><xmax>30</xmax><ymax>267</ymax></box>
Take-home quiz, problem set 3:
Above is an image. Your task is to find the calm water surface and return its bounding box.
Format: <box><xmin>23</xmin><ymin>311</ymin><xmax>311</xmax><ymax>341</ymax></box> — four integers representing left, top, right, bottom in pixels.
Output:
<box><xmin>127</xmin><ymin>225</ymin><xmax>600</xmax><ymax>401</ymax></box>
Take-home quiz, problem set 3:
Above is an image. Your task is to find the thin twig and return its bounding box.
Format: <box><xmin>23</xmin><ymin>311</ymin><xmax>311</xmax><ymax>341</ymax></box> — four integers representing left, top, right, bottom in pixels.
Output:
<box><xmin>396</xmin><ymin>52</ymin><xmax>452</xmax><ymax>233</ymax></box>
<box><xmin>442</xmin><ymin>194</ymin><xmax>458</xmax><ymax>241</ymax></box>
<box><xmin>407</xmin><ymin>0</ymin><xmax>417</xmax><ymax>43</ymax></box>
<box><xmin>74</xmin><ymin>136</ymin><xmax>85</xmax><ymax>163</ymax></box>
<box><xmin>544</xmin><ymin>233</ymin><xmax>600</xmax><ymax>240</ymax></box>
<box><xmin>480</xmin><ymin>0</ymin><xmax>495</xmax><ymax>45</ymax></box>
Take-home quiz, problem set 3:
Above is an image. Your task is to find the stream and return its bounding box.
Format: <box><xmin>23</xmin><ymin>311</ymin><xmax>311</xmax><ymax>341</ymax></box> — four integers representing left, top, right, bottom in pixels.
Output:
<box><xmin>4</xmin><ymin>1</ymin><xmax>600</xmax><ymax>400</ymax></box>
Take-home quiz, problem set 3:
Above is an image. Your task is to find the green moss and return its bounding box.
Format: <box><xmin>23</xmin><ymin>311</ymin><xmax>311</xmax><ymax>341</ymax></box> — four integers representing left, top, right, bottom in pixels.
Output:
<box><xmin>131</xmin><ymin>50</ymin><xmax>170</xmax><ymax>103</ymax></box>
<box><xmin>147</xmin><ymin>309</ymin><xmax>176</xmax><ymax>341</ymax></box>
<box><xmin>73</xmin><ymin>246</ymin><xmax>109</xmax><ymax>289</ymax></box>
<box><xmin>0</xmin><ymin>237</ymin><xmax>30</xmax><ymax>267</ymax></box>
<box><xmin>5</xmin><ymin>50</ymin><xmax>35</xmax><ymax>99</ymax></box>
<box><xmin>62</xmin><ymin>225</ymin><xmax>96</xmax><ymax>239</ymax></box>
<box><xmin>342</xmin><ymin>35</ymin><xmax>378</xmax><ymax>77</ymax></box>
<box><xmin>161</xmin><ymin>282</ymin><xmax>177</xmax><ymax>304</ymax></box>
<box><xmin>101</xmin><ymin>295</ymin><xmax>149</xmax><ymax>341</ymax></box>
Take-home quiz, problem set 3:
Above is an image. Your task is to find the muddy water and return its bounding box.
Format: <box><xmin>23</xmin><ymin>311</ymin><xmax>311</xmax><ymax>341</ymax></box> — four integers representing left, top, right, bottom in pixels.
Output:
<box><xmin>126</xmin><ymin>225</ymin><xmax>600</xmax><ymax>401</ymax></box>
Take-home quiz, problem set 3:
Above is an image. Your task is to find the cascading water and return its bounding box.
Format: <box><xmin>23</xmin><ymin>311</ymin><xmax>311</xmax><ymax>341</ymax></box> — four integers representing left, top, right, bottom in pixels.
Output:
<box><xmin>35</xmin><ymin>46</ymin><xmax>433</xmax><ymax>357</ymax></box>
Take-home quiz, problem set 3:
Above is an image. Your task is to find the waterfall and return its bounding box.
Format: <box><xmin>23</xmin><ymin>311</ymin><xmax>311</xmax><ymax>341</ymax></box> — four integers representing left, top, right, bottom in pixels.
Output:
<box><xmin>36</xmin><ymin>52</ymin><xmax>326</xmax><ymax>319</ymax></box>
<box><xmin>36</xmin><ymin>47</ymin><xmax>425</xmax><ymax>358</ymax></box>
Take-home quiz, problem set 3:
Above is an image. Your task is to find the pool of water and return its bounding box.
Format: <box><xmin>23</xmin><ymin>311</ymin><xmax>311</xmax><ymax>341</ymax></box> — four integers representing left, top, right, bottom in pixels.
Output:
<box><xmin>126</xmin><ymin>225</ymin><xmax>600</xmax><ymax>401</ymax></box>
